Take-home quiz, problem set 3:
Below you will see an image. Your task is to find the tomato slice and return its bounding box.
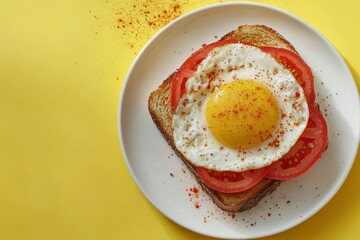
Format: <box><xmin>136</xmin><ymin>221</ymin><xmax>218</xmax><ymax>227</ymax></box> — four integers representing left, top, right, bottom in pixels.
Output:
<box><xmin>170</xmin><ymin>40</ymin><xmax>239</xmax><ymax>111</ymax></box>
<box><xmin>196</xmin><ymin>166</ymin><xmax>271</xmax><ymax>193</ymax></box>
<box><xmin>260</xmin><ymin>47</ymin><xmax>315</xmax><ymax>105</ymax></box>
<box><xmin>266</xmin><ymin>104</ymin><xmax>328</xmax><ymax>180</ymax></box>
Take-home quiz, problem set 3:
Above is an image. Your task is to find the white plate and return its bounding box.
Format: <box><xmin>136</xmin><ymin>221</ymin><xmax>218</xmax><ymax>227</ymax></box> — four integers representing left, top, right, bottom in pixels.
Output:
<box><xmin>119</xmin><ymin>2</ymin><xmax>359</xmax><ymax>239</ymax></box>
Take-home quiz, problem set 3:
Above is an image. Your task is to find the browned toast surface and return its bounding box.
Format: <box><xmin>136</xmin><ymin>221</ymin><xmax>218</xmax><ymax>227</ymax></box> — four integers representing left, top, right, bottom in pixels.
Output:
<box><xmin>221</xmin><ymin>25</ymin><xmax>296</xmax><ymax>53</ymax></box>
<box><xmin>148</xmin><ymin>25</ymin><xmax>298</xmax><ymax>212</ymax></box>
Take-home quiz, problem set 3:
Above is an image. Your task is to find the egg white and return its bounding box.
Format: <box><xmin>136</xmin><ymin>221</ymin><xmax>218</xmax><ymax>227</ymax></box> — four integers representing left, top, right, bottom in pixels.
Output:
<box><xmin>172</xmin><ymin>43</ymin><xmax>309</xmax><ymax>172</ymax></box>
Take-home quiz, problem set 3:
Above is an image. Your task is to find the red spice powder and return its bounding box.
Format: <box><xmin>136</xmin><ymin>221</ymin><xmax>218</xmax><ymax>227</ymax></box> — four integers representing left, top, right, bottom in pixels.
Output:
<box><xmin>108</xmin><ymin>0</ymin><xmax>192</xmax><ymax>51</ymax></box>
<box><xmin>268</xmin><ymin>138</ymin><xmax>280</xmax><ymax>148</ymax></box>
<box><xmin>186</xmin><ymin>186</ymin><xmax>201</xmax><ymax>209</ymax></box>
<box><xmin>189</xmin><ymin>186</ymin><xmax>199</xmax><ymax>194</ymax></box>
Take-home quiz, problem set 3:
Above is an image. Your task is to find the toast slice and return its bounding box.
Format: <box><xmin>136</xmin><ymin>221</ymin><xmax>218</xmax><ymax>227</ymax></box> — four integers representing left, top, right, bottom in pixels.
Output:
<box><xmin>148</xmin><ymin>25</ymin><xmax>297</xmax><ymax>212</ymax></box>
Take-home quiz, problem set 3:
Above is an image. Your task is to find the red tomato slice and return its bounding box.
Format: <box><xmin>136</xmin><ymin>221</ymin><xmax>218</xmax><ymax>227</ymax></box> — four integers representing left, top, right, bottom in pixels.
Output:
<box><xmin>196</xmin><ymin>166</ymin><xmax>271</xmax><ymax>193</ymax></box>
<box><xmin>170</xmin><ymin>40</ymin><xmax>239</xmax><ymax>111</ymax></box>
<box><xmin>266</xmin><ymin>104</ymin><xmax>328</xmax><ymax>180</ymax></box>
<box><xmin>260</xmin><ymin>47</ymin><xmax>315</xmax><ymax>105</ymax></box>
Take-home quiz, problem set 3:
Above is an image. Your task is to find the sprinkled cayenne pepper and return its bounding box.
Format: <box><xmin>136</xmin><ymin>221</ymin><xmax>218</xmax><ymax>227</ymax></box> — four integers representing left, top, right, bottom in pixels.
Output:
<box><xmin>268</xmin><ymin>138</ymin><xmax>280</xmax><ymax>148</ymax></box>
<box><xmin>189</xmin><ymin>186</ymin><xmax>199</xmax><ymax>194</ymax></box>
<box><xmin>186</xmin><ymin>186</ymin><xmax>201</xmax><ymax>209</ymax></box>
<box><xmin>107</xmin><ymin>0</ymin><xmax>195</xmax><ymax>51</ymax></box>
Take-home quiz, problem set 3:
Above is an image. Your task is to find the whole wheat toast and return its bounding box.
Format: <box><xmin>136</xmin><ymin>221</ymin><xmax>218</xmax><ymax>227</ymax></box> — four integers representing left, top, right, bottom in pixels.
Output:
<box><xmin>148</xmin><ymin>25</ymin><xmax>298</xmax><ymax>212</ymax></box>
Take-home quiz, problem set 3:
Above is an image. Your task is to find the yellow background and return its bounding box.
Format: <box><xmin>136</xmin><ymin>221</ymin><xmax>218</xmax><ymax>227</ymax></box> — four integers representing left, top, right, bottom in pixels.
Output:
<box><xmin>1</xmin><ymin>0</ymin><xmax>359</xmax><ymax>239</ymax></box>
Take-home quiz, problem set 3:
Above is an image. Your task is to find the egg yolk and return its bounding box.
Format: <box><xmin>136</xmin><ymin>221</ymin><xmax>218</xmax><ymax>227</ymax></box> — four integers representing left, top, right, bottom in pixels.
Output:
<box><xmin>205</xmin><ymin>80</ymin><xmax>279</xmax><ymax>149</ymax></box>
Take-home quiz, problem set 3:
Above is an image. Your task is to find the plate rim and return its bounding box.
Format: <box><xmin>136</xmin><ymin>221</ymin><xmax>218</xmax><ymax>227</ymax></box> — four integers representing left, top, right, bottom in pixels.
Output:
<box><xmin>118</xmin><ymin>2</ymin><xmax>359</xmax><ymax>239</ymax></box>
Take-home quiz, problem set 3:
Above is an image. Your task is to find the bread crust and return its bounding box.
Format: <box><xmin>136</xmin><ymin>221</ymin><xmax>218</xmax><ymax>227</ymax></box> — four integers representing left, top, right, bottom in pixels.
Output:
<box><xmin>221</xmin><ymin>25</ymin><xmax>297</xmax><ymax>53</ymax></box>
<box><xmin>148</xmin><ymin>25</ymin><xmax>299</xmax><ymax>212</ymax></box>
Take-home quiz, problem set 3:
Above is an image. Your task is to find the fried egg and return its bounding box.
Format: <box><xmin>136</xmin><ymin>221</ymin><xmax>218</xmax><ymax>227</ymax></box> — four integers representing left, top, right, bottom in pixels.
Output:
<box><xmin>172</xmin><ymin>43</ymin><xmax>309</xmax><ymax>172</ymax></box>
